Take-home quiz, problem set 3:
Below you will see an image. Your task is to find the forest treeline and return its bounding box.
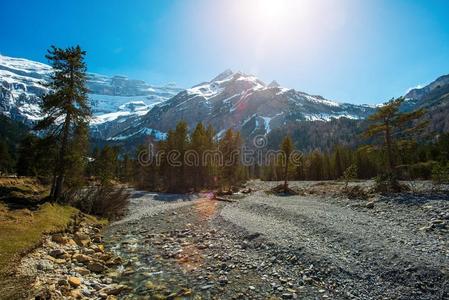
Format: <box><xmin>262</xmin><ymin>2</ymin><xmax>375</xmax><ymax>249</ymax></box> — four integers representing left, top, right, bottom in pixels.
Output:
<box><xmin>0</xmin><ymin>45</ymin><xmax>448</xmax><ymax>196</ymax></box>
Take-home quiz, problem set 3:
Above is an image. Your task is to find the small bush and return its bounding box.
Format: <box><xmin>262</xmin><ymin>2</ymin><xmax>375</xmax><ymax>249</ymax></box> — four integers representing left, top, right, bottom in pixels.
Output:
<box><xmin>267</xmin><ymin>184</ymin><xmax>299</xmax><ymax>195</ymax></box>
<box><xmin>374</xmin><ymin>172</ymin><xmax>407</xmax><ymax>193</ymax></box>
<box><xmin>432</xmin><ymin>162</ymin><xmax>449</xmax><ymax>185</ymax></box>
<box><xmin>68</xmin><ymin>185</ymin><xmax>130</xmax><ymax>220</ymax></box>
<box><xmin>343</xmin><ymin>185</ymin><xmax>368</xmax><ymax>199</ymax></box>
<box><xmin>343</xmin><ymin>164</ymin><xmax>358</xmax><ymax>189</ymax></box>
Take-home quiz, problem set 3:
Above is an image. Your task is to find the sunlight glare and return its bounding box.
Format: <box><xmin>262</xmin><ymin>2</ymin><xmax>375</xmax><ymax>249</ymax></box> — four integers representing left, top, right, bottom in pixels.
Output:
<box><xmin>255</xmin><ymin>0</ymin><xmax>288</xmax><ymax>22</ymax></box>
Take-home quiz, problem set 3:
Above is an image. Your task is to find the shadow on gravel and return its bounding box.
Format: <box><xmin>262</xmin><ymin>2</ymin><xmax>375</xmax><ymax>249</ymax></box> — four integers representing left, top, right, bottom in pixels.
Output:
<box><xmin>379</xmin><ymin>192</ymin><xmax>449</xmax><ymax>206</ymax></box>
<box><xmin>129</xmin><ymin>191</ymin><xmax>149</xmax><ymax>199</ymax></box>
<box><xmin>153</xmin><ymin>193</ymin><xmax>199</xmax><ymax>202</ymax></box>
<box><xmin>129</xmin><ymin>191</ymin><xmax>200</xmax><ymax>202</ymax></box>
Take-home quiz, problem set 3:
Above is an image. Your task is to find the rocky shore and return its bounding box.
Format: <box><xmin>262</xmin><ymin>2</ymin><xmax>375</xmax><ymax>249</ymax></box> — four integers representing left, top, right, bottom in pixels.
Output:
<box><xmin>16</xmin><ymin>213</ymin><xmax>125</xmax><ymax>299</ymax></box>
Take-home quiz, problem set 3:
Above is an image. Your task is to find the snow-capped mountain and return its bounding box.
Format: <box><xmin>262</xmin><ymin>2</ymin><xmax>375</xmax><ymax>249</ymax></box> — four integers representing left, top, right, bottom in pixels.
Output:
<box><xmin>403</xmin><ymin>74</ymin><xmax>449</xmax><ymax>132</ymax></box>
<box><xmin>109</xmin><ymin>70</ymin><xmax>375</xmax><ymax>142</ymax></box>
<box><xmin>0</xmin><ymin>54</ymin><xmax>182</xmax><ymax>130</ymax></box>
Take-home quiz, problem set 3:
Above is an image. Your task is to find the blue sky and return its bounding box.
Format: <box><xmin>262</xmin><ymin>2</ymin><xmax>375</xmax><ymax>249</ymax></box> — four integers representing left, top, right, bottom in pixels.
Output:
<box><xmin>1</xmin><ymin>0</ymin><xmax>448</xmax><ymax>104</ymax></box>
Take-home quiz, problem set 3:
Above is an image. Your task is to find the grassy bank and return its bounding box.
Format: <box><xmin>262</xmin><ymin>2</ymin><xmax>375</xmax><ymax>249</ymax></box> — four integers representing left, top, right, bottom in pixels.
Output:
<box><xmin>0</xmin><ymin>202</ymin><xmax>78</xmax><ymax>275</ymax></box>
<box><xmin>0</xmin><ymin>177</ymin><xmax>112</xmax><ymax>298</ymax></box>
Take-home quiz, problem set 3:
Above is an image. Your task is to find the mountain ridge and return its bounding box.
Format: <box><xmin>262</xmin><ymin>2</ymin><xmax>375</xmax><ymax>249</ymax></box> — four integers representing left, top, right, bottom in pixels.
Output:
<box><xmin>1</xmin><ymin>53</ymin><xmax>448</xmax><ymax>146</ymax></box>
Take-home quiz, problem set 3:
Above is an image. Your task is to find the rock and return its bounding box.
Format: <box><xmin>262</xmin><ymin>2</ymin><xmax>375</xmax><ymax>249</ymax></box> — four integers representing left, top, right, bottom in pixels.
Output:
<box><xmin>67</xmin><ymin>239</ymin><xmax>77</xmax><ymax>246</ymax></box>
<box><xmin>87</xmin><ymin>261</ymin><xmax>107</xmax><ymax>273</ymax></box>
<box><xmin>49</xmin><ymin>249</ymin><xmax>65</xmax><ymax>258</ymax></box>
<box><xmin>431</xmin><ymin>219</ymin><xmax>446</xmax><ymax>228</ymax></box>
<box><xmin>105</xmin><ymin>256</ymin><xmax>122</xmax><ymax>266</ymax></box>
<box><xmin>57</xmin><ymin>279</ymin><xmax>69</xmax><ymax>286</ymax></box>
<box><xmin>200</xmin><ymin>284</ymin><xmax>214</xmax><ymax>290</ymax></box>
<box><xmin>218</xmin><ymin>275</ymin><xmax>228</xmax><ymax>285</ymax></box>
<box><xmin>70</xmin><ymin>289</ymin><xmax>82</xmax><ymax>299</ymax></box>
<box><xmin>84</xmin><ymin>248</ymin><xmax>96</xmax><ymax>255</ymax></box>
<box><xmin>51</xmin><ymin>233</ymin><xmax>69</xmax><ymax>244</ymax></box>
<box><xmin>73</xmin><ymin>253</ymin><xmax>91</xmax><ymax>263</ymax></box>
<box><xmin>282</xmin><ymin>293</ymin><xmax>294</xmax><ymax>299</ymax></box>
<box><xmin>74</xmin><ymin>267</ymin><xmax>90</xmax><ymax>275</ymax></box>
<box><xmin>37</xmin><ymin>261</ymin><xmax>53</xmax><ymax>271</ymax></box>
<box><xmin>176</xmin><ymin>288</ymin><xmax>192</xmax><ymax>296</ymax></box>
<box><xmin>366</xmin><ymin>201</ymin><xmax>375</xmax><ymax>209</ymax></box>
<box><xmin>74</xmin><ymin>233</ymin><xmax>91</xmax><ymax>247</ymax></box>
<box><xmin>419</xmin><ymin>225</ymin><xmax>434</xmax><ymax>232</ymax></box>
<box><xmin>302</xmin><ymin>276</ymin><xmax>313</xmax><ymax>283</ymax></box>
<box><xmin>54</xmin><ymin>258</ymin><xmax>66</xmax><ymax>264</ymax></box>
<box><xmin>68</xmin><ymin>276</ymin><xmax>82</xmax><ymax>287</ymax></box>
<box><xmin>99</xmin><ymin>284</ymin><xmax>127</xmax><ymax>295</ymax></box>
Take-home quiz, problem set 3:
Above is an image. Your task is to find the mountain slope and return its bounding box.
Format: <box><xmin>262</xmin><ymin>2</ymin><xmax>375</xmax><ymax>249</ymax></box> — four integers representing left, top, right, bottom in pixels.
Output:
<box><xmin>0</xmin><ymin>54</ymin><xmax>182</xmax><ymax>131</ymax></box>
<box><xmin>111</xmin><ymin>70</ymin><xmax>375</xmax><ymax>142</ymax></box>
<box><xmin>403</xmin><ymin>74</ymin><xmax>449</xmax><ymax>133</ymax></box>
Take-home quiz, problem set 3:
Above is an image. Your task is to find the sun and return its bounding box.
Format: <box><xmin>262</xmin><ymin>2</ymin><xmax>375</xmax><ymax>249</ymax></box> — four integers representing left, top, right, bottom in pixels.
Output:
<box><xmin>255</xmin><ymin>0</ymin><xmax>288</xmax><ymax>21</ymax></box>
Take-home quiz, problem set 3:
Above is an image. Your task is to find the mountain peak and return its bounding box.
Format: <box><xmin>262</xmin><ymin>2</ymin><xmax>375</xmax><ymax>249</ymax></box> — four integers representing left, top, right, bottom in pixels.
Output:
<box><xmin>268</xmin><ymin>80</ymin><xmax>280</xmax><ymax>88</ymax></box>
<box><xmin>211</xmin><ymin>69</ymin><xmax>234</xmax><ymax>82</ymax></box>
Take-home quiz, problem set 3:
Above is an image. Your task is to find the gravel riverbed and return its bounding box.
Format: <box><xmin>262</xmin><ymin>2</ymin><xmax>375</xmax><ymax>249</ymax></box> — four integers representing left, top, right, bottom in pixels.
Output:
<box><xmin>101</xmin><ymin>181</ymin><xmax>449</xmax><ymax>299</ymax></box>
<box><xmin>15</xmin><ymin>181</ymin><xmax>448</xmax><ymax>299</ymax></box>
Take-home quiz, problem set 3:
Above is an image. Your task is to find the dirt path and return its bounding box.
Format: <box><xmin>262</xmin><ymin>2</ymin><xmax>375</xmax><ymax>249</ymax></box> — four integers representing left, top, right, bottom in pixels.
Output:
<box><xmin>104</xmin><ymin>185</ymin><xmax>449</xmax><ymax>299</ymax></box>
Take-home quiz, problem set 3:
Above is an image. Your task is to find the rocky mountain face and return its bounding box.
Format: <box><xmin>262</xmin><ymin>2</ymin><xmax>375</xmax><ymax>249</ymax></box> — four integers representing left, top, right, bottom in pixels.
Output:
<box><xmin>1</xmin><ymin>53</ymin><xmax>448</xmax><ymax>147</ymax></box>
<box><xmin>403</xmin><ymin>74</ymin><xmax>449</xmax><ymax>133</ymax></box>
<box><xmin>110</xmin><ymin>70</ymin><xmax>375</xmax><ymax>142</ymax></box>
<box><xmin>0</xmin><ymin>54</ymin><xmax>182</xmax><ymax>135</ymax></box>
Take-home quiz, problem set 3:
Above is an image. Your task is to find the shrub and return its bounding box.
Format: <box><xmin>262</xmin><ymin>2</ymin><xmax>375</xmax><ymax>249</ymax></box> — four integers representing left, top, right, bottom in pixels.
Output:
<box><xmin>68</xmin><ymin>185</ymin><xmax>130</xmax><ymax>220</ymax></box>
<box><xmin>343</xmin><ymin>164</ymin><xmax>358</xmax><ymax>190</ymax></box>
<box><xmin>431</xmin><ymin>162</ymin><xmax>449</xmax><ymax>191</ymax></box>
<box><xmin>374</xmin><ymin>172</ymin><xmax>407</xmax><ymax>193</ymax></box>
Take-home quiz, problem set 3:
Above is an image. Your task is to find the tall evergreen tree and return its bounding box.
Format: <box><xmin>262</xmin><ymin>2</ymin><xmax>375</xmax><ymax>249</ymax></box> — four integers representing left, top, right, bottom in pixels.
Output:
<box><xmin>35</xmin><ymin>46</ymin><xmax>91</xmax><ymax>200</ymax></box>
<box><xmin>190</xmin><ymin>123</ymin><xmax>208</xmax><ymax>191</ymax></box>
<box><xmin>281</xmin><ymin>136</ymin><xmax>293</xmax><ymax>191</ymax></box>
<box><xmin>364</xmin><ymin>97</ymin><xmax>426</xmax><ymax>173</ymax></box>
<box><xmin>0</xmin><ymin>141</ymin><xmax>13</xmax><ymax>175</ymax></box>
<box><xmin>219</xmin><ymin>129</ymin><xmax>241</xmax><ymax>191</ymax></box>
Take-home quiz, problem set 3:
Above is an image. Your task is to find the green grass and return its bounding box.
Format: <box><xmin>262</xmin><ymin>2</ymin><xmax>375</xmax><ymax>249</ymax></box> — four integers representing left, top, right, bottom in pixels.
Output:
<box><xmin>0</xmin><ymin>202</ymin><xmax>77</xmax><ymax>275</ymax></box>
<box><xmin>0</xmin><ymin>177</ymin><xmax>50</xmax><ymax>203</ymax></box>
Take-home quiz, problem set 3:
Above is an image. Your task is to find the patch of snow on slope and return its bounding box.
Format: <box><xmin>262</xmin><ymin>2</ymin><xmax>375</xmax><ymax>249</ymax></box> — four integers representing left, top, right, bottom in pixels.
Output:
<box><xmin>236</xmin><ymin>75</ymin><xmax>265</xmax><ymax>90</ymax></box>
<box><xmin>303</xmin><ymin>112</ymin><xmax>360</xmax><ymax>121</ymax></box>
<box><xmin>304</xmin><ymin>94</ymin><xmax>340</xmax><ymax>107</ymax></box>
<box><xmin>108</xmin><ymin>127</ymin><xmax>167</xmax><ymax>141</ymax></box>
<box><xmin>0</xmin><ymin>54</ymin><xmax>52</xmax><ymax>75</ymax></box>
<box><xmin>186</xmin><ymin>82</ymin><xmax>224</xmax><ymax>100</ymax></box>
<box><xmin>261</xmin><ymin>116</ymin><xmax>272</xmax><ymax>134</ymax></box>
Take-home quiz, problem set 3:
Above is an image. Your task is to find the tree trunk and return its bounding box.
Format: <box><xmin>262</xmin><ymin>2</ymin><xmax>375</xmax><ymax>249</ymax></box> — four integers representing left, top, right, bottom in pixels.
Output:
<box><xmin>53</xmin><ymin>113</ymin><xmax>71</xmax><ymax>200</ymax></box>
<box><xmin>283</xmin><ymin>157</ymin><xmax>289</xmax><ymax>192</ymax></box>
<box><xmin>385</xmin><ymin>121</ymin><xmax>394</xmax><ymax>172</ymax></box>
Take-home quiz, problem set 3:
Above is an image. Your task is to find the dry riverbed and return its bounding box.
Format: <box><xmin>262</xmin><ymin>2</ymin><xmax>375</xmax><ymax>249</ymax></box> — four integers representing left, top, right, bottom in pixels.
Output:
<box><xmin>14</xmin><ymin>180</ymin><xmax>449</xmax><ymax>299</ymax></box>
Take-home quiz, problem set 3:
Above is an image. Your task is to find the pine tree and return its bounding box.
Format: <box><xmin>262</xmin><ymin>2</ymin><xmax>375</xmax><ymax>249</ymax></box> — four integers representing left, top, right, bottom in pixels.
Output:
<box><xmin>35</xmin><ymin>46</ymin><xmax>91</xmax><ymax>200</ymax></box>
<box><xmin>96</xmin><ymin>145</ymin><xmax>119</xmax><ymax>185</ymax></box>
<box><xmin>0</xmin><ymin>141</ymin><xmax>13</xmax><ymax>175</ymax></box>
<box><xmin>364</xmin><ymin>97</ymin><xmax>426</xmax><ymax>172</ymax></box>
<box><xmin>333</xmin><ymin>146</ymin><xmax>344</xmax><ymax>179</ymax></box>
<box><xmin>280</xmin><ymin>136</ymin><xmax>293</xmax><ymax>191</ymax></box>
<box><xmin>219</xmin><ymin>129</ymin><xmax>241</xmax><ymax>191</ymax></box>
<box><xmin>364</xmin><ymin>97</ymin><xmax>427</xmax><ymax>191</ymax></box>
<box><xmin>65</xmin><ymin>122</ymin><xmax>89</xmax><ymax>189</ymax></box>
<box><xmin>190</xmin><ymin>123</ymin><xmax>208</xmax><ymax>191</ymax></box>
